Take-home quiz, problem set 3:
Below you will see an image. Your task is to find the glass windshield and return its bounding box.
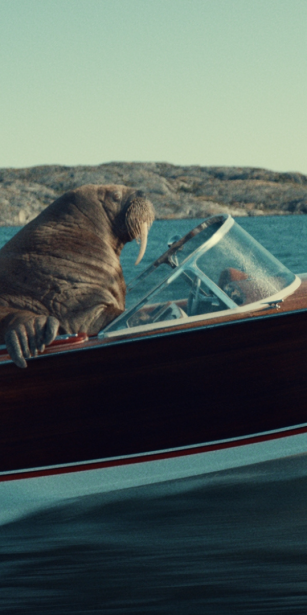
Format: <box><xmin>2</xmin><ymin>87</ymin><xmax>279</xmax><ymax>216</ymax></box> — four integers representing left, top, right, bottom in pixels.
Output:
<box><xmin>102</xmin><ymin>215</ymin><xmax>296</xmax><ymax>335</ymax></box>
<box><xmin>195</xmin><ymin>221</ymin><xmax>295</xmax><ymax>306</ymax></box>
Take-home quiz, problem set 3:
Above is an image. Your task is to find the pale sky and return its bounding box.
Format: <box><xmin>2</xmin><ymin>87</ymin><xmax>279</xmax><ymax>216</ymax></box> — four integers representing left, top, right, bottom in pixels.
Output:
<box><xmin>1</xmin><ymin>0</ymin><xmax>307</xmax><ymax>173</ymax></box>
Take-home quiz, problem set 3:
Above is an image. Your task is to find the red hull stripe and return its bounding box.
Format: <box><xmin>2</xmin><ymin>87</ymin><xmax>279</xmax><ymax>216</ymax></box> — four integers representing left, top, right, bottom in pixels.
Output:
<box><xmin>1</xmin><ymin>423</ymin><xmax>307</xmax><ymax>483</ymax></box>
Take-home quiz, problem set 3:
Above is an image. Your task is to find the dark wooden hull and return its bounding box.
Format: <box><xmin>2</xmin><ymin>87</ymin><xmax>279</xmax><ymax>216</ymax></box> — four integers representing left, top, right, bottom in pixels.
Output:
<box><xmin>1</xmin><ymin>306</ymin><xmax>307</xmax><ymax>474</ymax></box>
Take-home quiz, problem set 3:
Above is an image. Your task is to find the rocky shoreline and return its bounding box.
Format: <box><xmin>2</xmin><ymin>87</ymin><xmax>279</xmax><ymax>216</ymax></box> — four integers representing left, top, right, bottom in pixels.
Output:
<box><xmin>0</xmin><ymin>162</ymin><xmax>307</xmax><ymax>226</ymax></box>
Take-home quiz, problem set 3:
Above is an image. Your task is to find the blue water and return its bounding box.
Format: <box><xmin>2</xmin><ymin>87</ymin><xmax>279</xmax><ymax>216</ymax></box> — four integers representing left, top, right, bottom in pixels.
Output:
<box><xmin>1</xmin><ymin>216</ymin><xmax>307</xmax><ymax>614</ymax></box>
<box><xmin>5</xmin><ymin>215</ymin><xmax>307</xmax><ymax>281</ymax></box>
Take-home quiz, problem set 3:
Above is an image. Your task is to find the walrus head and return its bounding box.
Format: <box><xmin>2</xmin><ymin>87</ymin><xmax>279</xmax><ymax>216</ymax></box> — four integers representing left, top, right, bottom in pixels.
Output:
<box><xmin>104</xmin><ymin>186</ymin><xmax>155</xmax><ymax>265</ymax></box>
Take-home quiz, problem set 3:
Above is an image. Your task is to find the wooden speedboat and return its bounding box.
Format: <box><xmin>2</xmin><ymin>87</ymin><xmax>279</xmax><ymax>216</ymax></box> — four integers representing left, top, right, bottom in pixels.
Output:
<box><xmin>1</xmin><ymin>213</ymin><xmax>307</xmax><ymax>522</ymax></box>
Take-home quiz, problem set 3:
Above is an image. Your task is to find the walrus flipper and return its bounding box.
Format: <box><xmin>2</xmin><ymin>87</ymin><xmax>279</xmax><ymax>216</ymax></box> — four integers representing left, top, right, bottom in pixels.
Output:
<box><xmin>3</xmin><ymin>312</ymin><xmax>59</xmax><ymax>368</ymax></box>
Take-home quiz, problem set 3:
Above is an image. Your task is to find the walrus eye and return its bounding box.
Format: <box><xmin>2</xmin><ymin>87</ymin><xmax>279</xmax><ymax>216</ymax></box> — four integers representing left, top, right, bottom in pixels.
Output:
<box><xmin>112</xmin><ymin>191</ymin><xmax>121</xmax><ymax>201</ymax></box>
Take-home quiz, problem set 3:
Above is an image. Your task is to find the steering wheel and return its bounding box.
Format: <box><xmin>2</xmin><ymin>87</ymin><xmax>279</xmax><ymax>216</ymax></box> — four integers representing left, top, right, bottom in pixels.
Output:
<box><xmin>187</xmin><ymin>277</ymin><xmax>201</xmax><ymax>316</ymax></box>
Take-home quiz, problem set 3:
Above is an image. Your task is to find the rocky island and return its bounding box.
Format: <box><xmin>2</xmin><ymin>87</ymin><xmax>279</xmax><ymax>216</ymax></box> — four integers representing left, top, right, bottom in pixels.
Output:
<box><xmin>0</xmin><ymin>162</ymin><xmax>307</xmax><ymax>226</ymax></box>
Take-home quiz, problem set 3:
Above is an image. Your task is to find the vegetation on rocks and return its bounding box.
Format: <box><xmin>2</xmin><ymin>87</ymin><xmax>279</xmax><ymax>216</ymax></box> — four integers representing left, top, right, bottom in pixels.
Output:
<box><xmin>0</xmin><ymin>162</ymin><xmax>307</xmax><ymax>226</ymax></box>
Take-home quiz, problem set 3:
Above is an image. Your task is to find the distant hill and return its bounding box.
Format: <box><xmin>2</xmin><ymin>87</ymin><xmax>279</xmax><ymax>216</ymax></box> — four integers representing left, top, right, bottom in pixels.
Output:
<box><xmin>0</xmin><ymin>162</ymin><xmax>307</xmax><ymax>226</ymax></box>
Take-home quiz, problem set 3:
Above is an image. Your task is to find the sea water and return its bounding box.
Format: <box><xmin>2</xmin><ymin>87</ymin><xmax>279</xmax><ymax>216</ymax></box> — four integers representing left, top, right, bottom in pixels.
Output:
<box><xmin>3</xmin><ymin>215</ymin><xmax>307</xmax><ymax>279</ymax></box>
<box><xmin>1</xmin><ymin>216</ymin><xmax>307</xmax><ymax>614</ymax></box>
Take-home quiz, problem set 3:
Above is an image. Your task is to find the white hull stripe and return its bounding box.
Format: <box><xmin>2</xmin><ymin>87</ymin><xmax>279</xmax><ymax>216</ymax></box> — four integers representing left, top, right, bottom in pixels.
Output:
<box><xmin>1</xmin><ymin>422</ymin><xmax>307</xmax><ymax>483</ymax></box>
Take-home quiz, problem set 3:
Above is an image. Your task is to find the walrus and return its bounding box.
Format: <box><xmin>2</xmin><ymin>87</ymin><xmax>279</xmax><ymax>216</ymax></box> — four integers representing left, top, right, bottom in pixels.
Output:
<box><xmin>0</xmin><ymin>184</ymin><xmax>155</xmax><ymax>368</ymax></box>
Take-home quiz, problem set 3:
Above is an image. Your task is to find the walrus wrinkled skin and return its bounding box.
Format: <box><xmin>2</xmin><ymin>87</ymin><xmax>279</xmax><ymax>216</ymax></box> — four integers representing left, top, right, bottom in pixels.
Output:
<box><xmin>0</xmin><ymin>184</ymin><xmax>155</xmax><ymax>368</ymax></box>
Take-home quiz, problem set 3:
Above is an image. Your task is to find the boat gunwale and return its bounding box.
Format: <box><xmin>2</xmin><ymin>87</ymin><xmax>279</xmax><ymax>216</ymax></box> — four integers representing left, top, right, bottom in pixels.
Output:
<box><xmin>0</xmin><ymin>297</ymin><xmax>307</xmax><ymax>367</ymax></box>
<box><xmin>0</xmin><ymin>273</ymin><xmax>306</xmax><ymax>366</ymax></box>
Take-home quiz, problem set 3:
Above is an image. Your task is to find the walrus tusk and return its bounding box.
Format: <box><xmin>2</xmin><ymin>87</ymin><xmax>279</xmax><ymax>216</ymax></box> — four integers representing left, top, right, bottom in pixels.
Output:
<box><xmin>135</xmin><ymin>222</ymin><xmax>148</xmax><ymax>265</ymax></box>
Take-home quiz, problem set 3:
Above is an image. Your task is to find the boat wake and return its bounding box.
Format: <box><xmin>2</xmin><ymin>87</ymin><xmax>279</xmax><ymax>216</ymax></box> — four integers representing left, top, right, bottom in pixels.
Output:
<box><xmin>1</xmin><ymin>455</ymin><xmax>307</xmax><ymax>614</ymax></box>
